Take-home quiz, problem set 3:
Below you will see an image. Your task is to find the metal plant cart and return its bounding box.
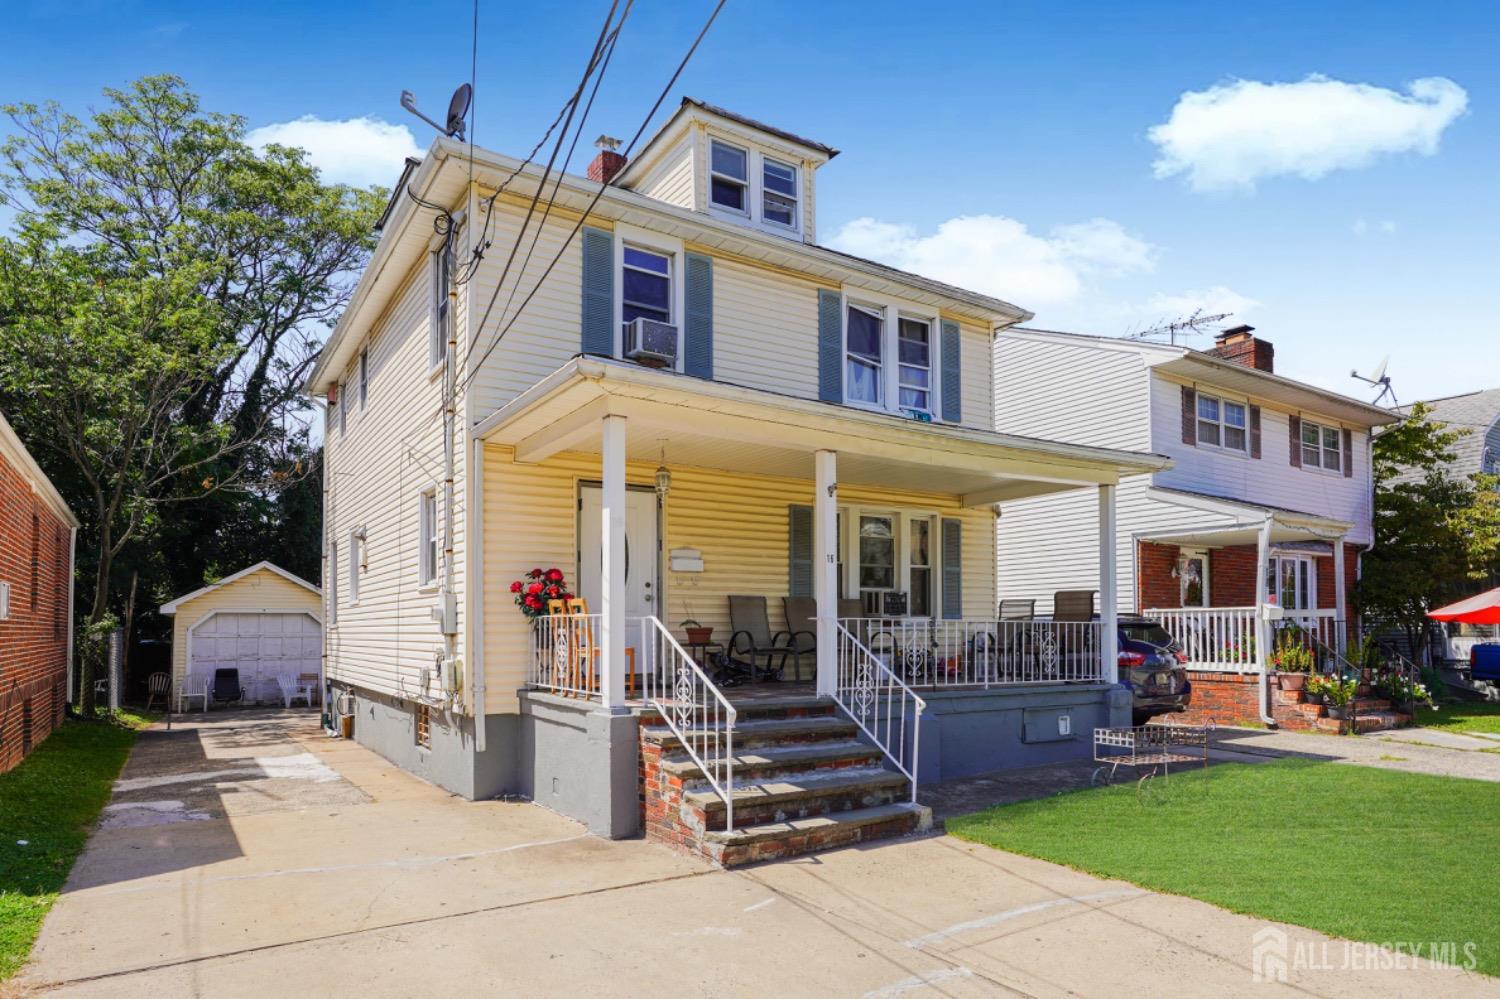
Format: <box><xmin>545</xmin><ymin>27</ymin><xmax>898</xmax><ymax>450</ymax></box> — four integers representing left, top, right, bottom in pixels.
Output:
<box><xmin>1092</xmin><ymin>723</ymin><xmax>1212</xmax><ymax>800</ymax></box>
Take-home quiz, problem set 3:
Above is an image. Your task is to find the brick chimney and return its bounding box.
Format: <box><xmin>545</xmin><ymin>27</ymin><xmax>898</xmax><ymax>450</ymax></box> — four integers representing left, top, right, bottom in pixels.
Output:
<box><xmin>587</xmin><ymin>135</ymin><xmax>627</xmax><ymax>185</ymax></box>
<box><xmin>1209</xmin><ymin>325</ymin><xmax>1274</xmax><ymax>373</ymax></box>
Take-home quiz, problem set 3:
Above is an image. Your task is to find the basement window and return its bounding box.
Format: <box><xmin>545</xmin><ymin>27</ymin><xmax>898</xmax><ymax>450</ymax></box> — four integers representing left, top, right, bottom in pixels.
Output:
<box><xmin>415</xmin><ymin>704</ymin><xmax>432</xmax><ymax>749</ymax></box>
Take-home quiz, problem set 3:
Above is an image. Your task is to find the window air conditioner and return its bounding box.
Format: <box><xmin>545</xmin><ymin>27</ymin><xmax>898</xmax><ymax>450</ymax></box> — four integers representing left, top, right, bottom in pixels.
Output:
<box><xmin>623</xmin><ymin>318</ymin><xmax>678</xmax><ymax>366</ymax></box>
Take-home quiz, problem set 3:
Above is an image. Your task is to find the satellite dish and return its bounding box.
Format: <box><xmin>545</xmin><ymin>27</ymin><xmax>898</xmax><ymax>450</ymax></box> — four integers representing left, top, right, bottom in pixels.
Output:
<box><xmin>1370</xmin><ymin>355</ymin><xmax>1389</xmax><ymax>383</ymax></box>
<box><xmin>445</xmin><ymin>84</ymin><xmax>473</xmax><ymax>140</ymax></box>
<box><xmin>1351</xmin><ymin>354</ymin><xmax>1398</xmax><ymax>407</ymax></box>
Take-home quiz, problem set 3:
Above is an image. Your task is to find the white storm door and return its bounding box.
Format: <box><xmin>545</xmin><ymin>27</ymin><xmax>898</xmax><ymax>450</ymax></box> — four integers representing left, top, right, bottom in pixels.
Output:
<box><xmin>578</xmin><ymin>485</ymin><xmax>659</xmax><ymax>664</ymax></box>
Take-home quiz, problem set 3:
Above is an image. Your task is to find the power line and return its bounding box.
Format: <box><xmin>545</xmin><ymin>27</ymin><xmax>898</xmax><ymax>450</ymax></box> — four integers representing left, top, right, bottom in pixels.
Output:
<box><xmin>460</xmin><ymin>0</ymin><xmax>728</xmax><ymax>392</ymax></box>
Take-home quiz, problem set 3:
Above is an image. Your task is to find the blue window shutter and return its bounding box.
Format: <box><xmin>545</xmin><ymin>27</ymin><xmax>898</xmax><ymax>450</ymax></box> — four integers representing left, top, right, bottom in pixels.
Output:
<box><xmin>788</xmin><ymin>505</ymin><xmax>813</xmax><ymax>597</ymax></box>
<box><xmin>818</xmin><ymin>289</ymin><xmax>842</xmax><ymax>403</ymax></box>
<box><xmin>684</xmin><ymin>252</ymin><xmax>713</xmax><ymax>378</ymax></box>
<box><xmin>580</xmin><ymin>226</ymin><xmax>613</xmax><ymax>356</ymax></box>
<box><xmin>941</xmin><ymin>518</ymin><xmax>963</xmax><ymax>619</ymax></box>
<box><xmin>940</xmin><ymin>319</ymin><xmax>961</xmax><ymax>423</ymax></box>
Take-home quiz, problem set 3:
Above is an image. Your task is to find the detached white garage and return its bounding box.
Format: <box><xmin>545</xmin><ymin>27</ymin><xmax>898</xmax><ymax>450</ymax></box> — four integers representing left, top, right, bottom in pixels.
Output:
<box><xmin>160</xmin><ymin>562</ymin><xmax>322</xmax><ymax>709</ymax></box>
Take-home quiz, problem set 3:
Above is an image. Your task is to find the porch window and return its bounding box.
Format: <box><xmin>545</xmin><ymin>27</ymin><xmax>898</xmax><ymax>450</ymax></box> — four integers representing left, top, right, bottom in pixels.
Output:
<box><xmin>1300</xmin><ymin>420</ymin><xmax>1341</xmax><ymax>471</ymax></box>
<box><xmin>709</xmin><ymin>140</ymin><xmax>748</xmax><ymax>213</ymax></box>
<box><xmin>419</xmin><ymin>490</ymin><xmax>439</xmax><ymax>587</ymax></box>
<box><xmin>1196</xmin><ymin>393</ymin><xmax>1246</xmax><ymax>451</ymax></box>
<box><xmin>621</xmin><ymin>246</ymin><xmax>672</xmax><ymax>329</ymax></box>
<box><xmin>908</xmin><ymin>517</ymin><xmax>932</xmax><ymax>617</ymax></box>
<box><xmin>1180</xmin><ymin>551</ymin><xmax>1207</xmax><ymax>607</ymax></box>
<box><xmin>761</xmin><ymin>157</ymin><xmax>798</xmax><ymax>229</ymax></box>
<box><xmin>846</xmin><ymin>304</ymin><xmax>884</xmax><ymax>406</ymax></box>
<box><xmin>858</xmin><ymin>515</ymin><xmax>895</xmax><ymax>590</ymax></box>
<box><xmin>1267</xmin><ymin>555</ymin><xmax>1313</xmax><ymax>611</ymax></box>
<box><xmin>897</xmin><ymin>318</ymin><xmax>932</xmax><ymax>414</ymax></box>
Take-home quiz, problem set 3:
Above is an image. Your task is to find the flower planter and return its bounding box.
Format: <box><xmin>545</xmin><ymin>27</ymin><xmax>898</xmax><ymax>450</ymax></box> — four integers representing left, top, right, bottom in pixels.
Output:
<box><xmin>1279</xmin><ymin>672</ymin><xmax>1307</xmax><ymax>692</ymax></box>
<box><xmin>685</xmin><ymin>627</ymin><xmax>714</xmax><ymax>645</ymax></box>
<box><xmin>1325</xmin><ymin>705</ymin><xmax>1348</xmax><ymax>720</ymax></box>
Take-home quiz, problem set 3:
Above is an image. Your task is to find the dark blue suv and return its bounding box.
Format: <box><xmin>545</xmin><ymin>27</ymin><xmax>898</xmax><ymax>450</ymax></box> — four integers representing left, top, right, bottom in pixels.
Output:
<box><xmin>1117</xmin><ymin>615</ymin><xmax>1192</xmax><ymax>725</ymax></box>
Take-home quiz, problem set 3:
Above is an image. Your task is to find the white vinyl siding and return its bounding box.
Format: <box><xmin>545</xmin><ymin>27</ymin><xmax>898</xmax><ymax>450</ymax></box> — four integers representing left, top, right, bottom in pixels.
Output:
<box><xmin>627</xmin><ymin>138</ymin><xmax>695</xmax><ymax>210</ymax></box>
<box><xmin>994</xmin><ymin>333</ymin><xmax>1152</xmax><ymax>450</ymax></box>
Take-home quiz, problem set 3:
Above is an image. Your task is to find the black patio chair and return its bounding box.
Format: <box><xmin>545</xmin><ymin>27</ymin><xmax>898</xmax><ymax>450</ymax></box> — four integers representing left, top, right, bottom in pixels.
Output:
<box><xmin>724</xmin><ymin>595</ymin><xmax>802</xmax><ymax>683</ymax></box>
<box><xmin>781</xmin><ymin>597</ymin><xmax>820</xmax><ymax>681</ymax></box>
<box><xmin>210</xmin><ymin>668</ymin><xmax>245</xmax><ymax>708</ymax></box>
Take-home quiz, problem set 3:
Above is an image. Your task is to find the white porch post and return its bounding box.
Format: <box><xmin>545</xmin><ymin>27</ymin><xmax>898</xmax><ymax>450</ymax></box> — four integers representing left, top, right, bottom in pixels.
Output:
<box><xmin>600</xmin><ymin>414</ymin><xmax>627</xmax><ymax>710</ymax></box>
<box><xmin>1253</xmin><ymin>515</ymin><xmax>1276</xmax><ymax>724</ymax></box>
<box><xmin>814</xmin><ymin>450</ymin><xmax>838</xmax><ymax>697</ymax></box>
<box><xmin>1098</xmin><ymin>483</ymin><xmax>1119</xmax><ymax>683</ymax></box>
<box><xmin>1333</xmin><ymin>535</ymin><xmax>1348</xmax><ymax>655</ymax></box>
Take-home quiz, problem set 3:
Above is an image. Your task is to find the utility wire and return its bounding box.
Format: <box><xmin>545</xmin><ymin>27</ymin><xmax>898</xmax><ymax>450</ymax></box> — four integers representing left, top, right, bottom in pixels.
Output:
<box><xmin>460</xmin><ymin>0</ymin><xmax>728</xmax><ymax>392</ymax></box>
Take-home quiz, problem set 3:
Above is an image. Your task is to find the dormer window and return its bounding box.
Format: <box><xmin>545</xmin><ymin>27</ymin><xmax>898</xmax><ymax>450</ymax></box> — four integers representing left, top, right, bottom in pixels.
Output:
<box><xmin>709</xmin><ymin>140</ymin><xmax>748</xmax><ymax>213</ymax></box>
<box><xmin>762</xmin><ymin>157</ymin><xmax>798</xmax><ymax>228</ymax></box>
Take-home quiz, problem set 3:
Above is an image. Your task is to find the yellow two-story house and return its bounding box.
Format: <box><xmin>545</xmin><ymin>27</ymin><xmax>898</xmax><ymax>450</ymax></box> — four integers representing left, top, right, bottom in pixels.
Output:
<box><xmin>308</xmin><ymin>98</ymin><xmax>1168</xmax><ymax>864</ymax></box>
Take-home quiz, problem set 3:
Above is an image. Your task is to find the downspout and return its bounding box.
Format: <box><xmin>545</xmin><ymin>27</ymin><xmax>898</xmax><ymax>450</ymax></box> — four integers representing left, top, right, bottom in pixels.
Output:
<box><xmin>1253</xmin><ymin>515</ymin><xmax>1277</xmax><ymax>726</ymax></box>
<box><xmin>469</xmin><ymin>434</ymin><xmax>486</xmax><ymax>752</ymax></box>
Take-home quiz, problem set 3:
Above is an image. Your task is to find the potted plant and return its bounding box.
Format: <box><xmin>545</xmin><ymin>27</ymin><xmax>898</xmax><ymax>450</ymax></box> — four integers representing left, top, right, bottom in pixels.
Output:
<box><xmin>510</xmin><ymin>567</ymin><xmax>573</xmax><ymax>620</ymax></box>
<box><xmin>1323</xmin><ymin>676</ymin><xmax>1357</xmax><ymax>720</ymax></box>
<box><xmin>1303</xmin><ymin>673</ymin><xmax>1330</xmax><ymax>705</ymax></box>
<box><xmin>1271</xmin><ymin>632</ymin><xmax>1314</xmax><ymax>690</ymax></box>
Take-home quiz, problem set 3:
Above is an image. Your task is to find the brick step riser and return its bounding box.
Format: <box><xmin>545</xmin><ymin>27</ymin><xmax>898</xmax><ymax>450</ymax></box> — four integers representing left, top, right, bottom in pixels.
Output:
<box><xmin>716</xmin><ymin>811</ymin><xmax>923</xmax><ymax>867</ymax></box>
<box><xmin>663</xmin><ymin>752</ymin><xmax>885</xmax><ymax>785</ymax></box>
<box><xmin>691</xmin><ymin>782</ymin><xmax>910</xmax><ymax>832</ymax></box>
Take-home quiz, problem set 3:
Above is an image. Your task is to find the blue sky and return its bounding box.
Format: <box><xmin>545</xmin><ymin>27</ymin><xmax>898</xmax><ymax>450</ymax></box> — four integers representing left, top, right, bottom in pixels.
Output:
<box><xmin>6</xmin><ymin>0</ymin><xmax>1499</xmax><ymax>402</ymax></box>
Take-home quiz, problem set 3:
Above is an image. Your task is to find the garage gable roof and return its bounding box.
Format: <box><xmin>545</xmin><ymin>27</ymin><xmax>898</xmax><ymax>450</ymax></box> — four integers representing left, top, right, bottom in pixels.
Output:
<box><xmin>159</xmin><ymin>561</ymin><xmax>321</xmax><ymax>615</ymax></box>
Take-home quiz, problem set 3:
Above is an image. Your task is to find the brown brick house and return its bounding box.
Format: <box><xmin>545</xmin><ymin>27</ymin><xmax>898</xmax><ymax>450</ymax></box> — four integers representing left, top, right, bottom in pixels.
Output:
<box><xmin>0</xmin><ymin>410</ymin><xmax>79</xmax><ymax>773</ymax></box>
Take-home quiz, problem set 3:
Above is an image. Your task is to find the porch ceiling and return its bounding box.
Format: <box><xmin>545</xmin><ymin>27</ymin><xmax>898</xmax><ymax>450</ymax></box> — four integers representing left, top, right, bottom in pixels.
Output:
<box><xmin>475</xmin><ymin>358</ymin><xmax>1171</xmax><ymax>505</ymax></box>
<box><xmin>1138</xmin><ymin>486</ymin><xmax>1354</xmax><ymax>547</ymax></box>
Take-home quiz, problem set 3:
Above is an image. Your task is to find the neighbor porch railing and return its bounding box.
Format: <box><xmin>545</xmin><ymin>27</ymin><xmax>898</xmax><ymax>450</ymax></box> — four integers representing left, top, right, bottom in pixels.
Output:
<box><xmin>528</xmin><ymin>612</ymin><xmax>607</xmax><ymax>698</ymax></box>
<box><xmin>639</xmin><ymin>615</ymin><xmax>738</xmax><ymax>831</ymax></box>
<box><xmin>836</xmin><ymin>618</ymin><xmax>1107</xmax><ymax>687</ymax></box>
<box><xmin>1147</xmin><ymin>607</ymin><xmax>1344</xmax><ymax>672</ymax></box>
<box><xmin>834</xmin><ymin>621</ymin><xmax>923</xmax><ymax>799</ymax></box>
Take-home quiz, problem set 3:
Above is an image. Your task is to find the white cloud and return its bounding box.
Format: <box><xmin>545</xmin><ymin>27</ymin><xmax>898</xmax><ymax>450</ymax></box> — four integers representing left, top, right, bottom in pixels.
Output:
<box><xmin>247</xmin><ymin>116</ymin><xmax>422</xmax><ymax>188</ymax></box>
<box><xmin>1353</xmin><ymin>218</ymin><xmax>1398</xmax><ymax>236</ymax></box>
<box><xmin>1149</xmin><ymin>75</ymin><xmax>1468</xmax><ymax>192</ymax></box>
<box><xmin>827</xmin><ymin>214</ymin><xmax>1155</xmax><ymax>306</ymax></box>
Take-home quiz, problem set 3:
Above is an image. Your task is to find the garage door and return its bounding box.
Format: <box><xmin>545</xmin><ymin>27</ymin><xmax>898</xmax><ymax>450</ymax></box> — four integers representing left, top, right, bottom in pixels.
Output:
<box><xmin>188</xmin><ymin>612</ymin><xmax>322</xmax><ymax>703</ymax></box>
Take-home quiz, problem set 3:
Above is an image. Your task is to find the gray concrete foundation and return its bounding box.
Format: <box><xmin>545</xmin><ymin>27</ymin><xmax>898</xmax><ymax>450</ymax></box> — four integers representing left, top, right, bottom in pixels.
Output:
<box><xmin>516</xmin><ymin>691</ymin><xmax>640</xmax><ymax>839</ymax></box>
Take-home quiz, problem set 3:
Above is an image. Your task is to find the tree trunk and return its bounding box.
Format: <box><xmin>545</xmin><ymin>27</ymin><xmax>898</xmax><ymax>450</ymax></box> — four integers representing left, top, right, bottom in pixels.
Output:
<box><xmin>77</xmin><ymin>530</ymin><xmax>114</xmax><ymax>716</ymax></box>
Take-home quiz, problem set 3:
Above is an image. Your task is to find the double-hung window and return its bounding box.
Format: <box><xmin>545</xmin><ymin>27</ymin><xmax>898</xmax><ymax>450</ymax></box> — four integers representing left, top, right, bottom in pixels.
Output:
<box><xmin>761</xmin><ymin>157</ymin><xmax>798</xmax><ymax>228</ymax></box>
<box><xmin>1267</xmin><ymin>556</ymin><xmax>1314</xmax><ymax>611</ymax></box>
<box><xmin>907</xmin><ymin>517</ymin><xmax>933</xmax><ymax>617</ymax></box>
<box><xmin>621</xmin><ymin>246</ymin><xmax>672</xmax><ymax>332</ymax></box>
<box><xmin>858</xmin><ymin>515</ymin><xmax>895</xmax><ymax>591</ymax></box>
<box><xmin>897</xmin><ymin>318</ymin><xmax>932</xmax><ymax>414</ymax></box>
<box><xmin>845</xmin><ymin>304</ymin><xmax>884</xmax><ymax>406</ymax></box>
<box><xmin>709</xmin><ymin>140</ymin><xmax>748</xmax><ymax>213</ymax></box>
<box><xmin>1196</xmin><ymin>393</ymin><xmax>1247</xmax><ymax>451</ymax></box>
<box><xmin>418</xmin><ymin>490</ymin><xmax>439</xmax><ymax>588</ymax></box>
<box><xmin>429</xmin><ymin>247</ymin><xmax>449</xmax><ymax>371</ymax></box>
<box><xmin>1300</xmin><ymin>420</ymin><xmax>1342</xmax><ymax>471</ymax></box>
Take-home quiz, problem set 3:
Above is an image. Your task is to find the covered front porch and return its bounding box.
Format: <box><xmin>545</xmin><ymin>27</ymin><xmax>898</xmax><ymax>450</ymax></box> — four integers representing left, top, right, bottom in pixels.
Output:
<box><xmin>1137</xmin><ymin>493</ymin><xmax>1358</xmax><ymax>675</ymax></box>
<box><xmin>475</xmin><ymin>357</ymin><xmax>1165</xmax><ymax>839</ymax></box>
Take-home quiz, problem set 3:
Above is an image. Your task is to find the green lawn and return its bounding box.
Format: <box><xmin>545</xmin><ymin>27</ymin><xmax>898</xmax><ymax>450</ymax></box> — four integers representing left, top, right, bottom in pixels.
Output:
<box><xmin>0</xmin><ymin>715</ymin><xmax>142</xmax><ymax>981</ymax></box>
<box><xmin>1415</xmin><ymin>701</ymin><xmax>1500</xmax><ymax>736</ymax></box>
<box><xmin>948</xmin><ymin>758</ymin><xmax>1500</xmax><ymax>976</ymax></box>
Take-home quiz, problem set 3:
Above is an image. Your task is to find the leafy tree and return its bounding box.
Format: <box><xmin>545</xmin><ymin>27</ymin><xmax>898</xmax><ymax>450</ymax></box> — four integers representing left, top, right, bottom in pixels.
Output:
<box><xmin>0</xmin><ymin>77</ymin><xmax>382</xmax><ymax>707</ymax></box>
<box><xmin>1360</xmin><ymin>403</ymin><xmax>1500</xmax><ymax>660</ymax></box>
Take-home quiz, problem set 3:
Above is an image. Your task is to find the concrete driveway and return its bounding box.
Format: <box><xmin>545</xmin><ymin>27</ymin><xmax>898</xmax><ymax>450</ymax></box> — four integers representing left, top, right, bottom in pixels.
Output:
<box><xmin>14</xmin><ymin>711</ymin><xmax>1492</xmax><ymax>998</ymax></box>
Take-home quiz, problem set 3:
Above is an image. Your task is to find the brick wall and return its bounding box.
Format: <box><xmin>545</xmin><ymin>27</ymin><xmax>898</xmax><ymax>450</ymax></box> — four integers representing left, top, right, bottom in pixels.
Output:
<box><xmin>1136</xmin><ymin>541</ymin><xmax>1181</xmax><ymax>612</ymax></box>
<box><xmin>1209</xmin><ymin>545</ymin><xmax>1260</xmax><ymax>606</ymax></box>
<box><xmin>0</xmin><ymin>451</ymin><xmax>73</xmax><ymax>775</ymax></box>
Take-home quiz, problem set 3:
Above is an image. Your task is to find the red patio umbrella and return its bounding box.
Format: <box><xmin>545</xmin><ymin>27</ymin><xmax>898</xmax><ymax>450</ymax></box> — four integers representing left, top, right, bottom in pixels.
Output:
<box><xmin>1427</xmin><ymin>587</ymin><xmax>1500</xmax><ymax>625</ymax></box>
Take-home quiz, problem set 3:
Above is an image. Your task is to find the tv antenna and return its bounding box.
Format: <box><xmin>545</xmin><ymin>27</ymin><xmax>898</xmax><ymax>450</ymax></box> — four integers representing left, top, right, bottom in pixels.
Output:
<box><xmin>1125</xmin><ymin>310</ymin><xmax>1232</xmax><ymax>345</ymax></box>
<box><xmin>1351</xmin><ymin>355</ymin><xmax>1398</xmax><ymax>407</ymax></box>
<box><xmin>400</xmin><ymin>83</ymin><xmax>473</xmax><ymax>141</ymax></box>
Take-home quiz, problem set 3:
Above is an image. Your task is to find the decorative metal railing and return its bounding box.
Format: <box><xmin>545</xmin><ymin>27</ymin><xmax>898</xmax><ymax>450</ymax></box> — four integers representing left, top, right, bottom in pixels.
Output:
<box><xmin>836</xmin><ymin>618</ymin><xmax>1107</xmax><ymax>688</ymax></box>
<box><xmin>640</xmin><ymin>615</ymin><xmax>738</xmax><ymax>831</ymax></box>
<box><xmin>834</xmin><ymin>622</ymin><xmax>924</xmax><ymax>799</ymax></box>
<box><xmin>528</xmin><ymin>613</ymin><xmax>606</xmax><ymax>698</ymax></box>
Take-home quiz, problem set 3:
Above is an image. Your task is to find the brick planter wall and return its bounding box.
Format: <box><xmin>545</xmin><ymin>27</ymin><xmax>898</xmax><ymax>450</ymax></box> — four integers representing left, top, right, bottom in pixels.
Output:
<box><xmin>1176</xmin><ymin>672</ymin><xmax>1267</xmax><ymax>727</ymax></box>
<box><xmin>0</xmin><ymin>450</ymin><xmax>73</xmax><ymax>775</ymax></box>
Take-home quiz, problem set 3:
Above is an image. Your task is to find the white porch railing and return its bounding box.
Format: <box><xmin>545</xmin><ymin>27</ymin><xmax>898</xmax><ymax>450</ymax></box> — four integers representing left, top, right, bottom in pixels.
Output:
<box><xmin>639</xmin><ymin>616</ymin><xmax>738</xmax><ymax>831</ymax></box>
<box><xmin>1147</xmin><ymin>607</ymin><xmax>1344</xmax><ymax>671</ymax></box>
<box><xmin>834</xmin><ymin>622</ymin><xmax>923</xmax><ymax>799</ymax></box>
<box><xmin>837</xmin><ymin>618</ymin><xmax>1108</xmax><ymax>687</ymax></box>
<box><xmin>528</xmin><ymin>612</ymin><xmax>606</xmax><ymax>698</ymax></box>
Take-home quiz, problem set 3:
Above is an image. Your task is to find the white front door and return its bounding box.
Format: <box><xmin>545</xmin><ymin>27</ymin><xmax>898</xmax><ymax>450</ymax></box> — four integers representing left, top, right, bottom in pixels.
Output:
<box><xmin>578</xmin><ymin>485</ymin><xmax>659</xmax><ymax>668</ymax></box>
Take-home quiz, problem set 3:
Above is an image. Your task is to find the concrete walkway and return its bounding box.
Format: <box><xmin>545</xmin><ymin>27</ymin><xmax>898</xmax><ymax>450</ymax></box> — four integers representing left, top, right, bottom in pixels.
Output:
<box><xmin>14</xmin><ymin>711</ymin><xmax>1492</xmax><ymax>998</ymax></box>
<box><xmin>1207</xmin><ymin>724</ymin><xmax>1500</xmax><ymax>782</ymax></box>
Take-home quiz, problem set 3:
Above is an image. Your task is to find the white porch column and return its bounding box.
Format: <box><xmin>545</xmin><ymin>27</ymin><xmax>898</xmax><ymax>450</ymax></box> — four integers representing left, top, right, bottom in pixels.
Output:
<box><xmin>1333</xmin><ymin>536</ymin><xmax>1348</xmax><ymax>655</ymax></box>
<box><xmin>600</xmin><ymin>414</ymin><xmax>627</xmax><ymax>710</ymax></box>
<box><xmin>814</xmin><ymin>450</ymin><xmax>838</xmax><ymax>697</ymax></box>
<box><xmin>1098</xmin><ymin>483</ymin><xmax>1119</xmax><ymax>683</ymax></box>
<box><xmin>1252</xmin><ymin>516</ymin><xmax>1276</xmax><ymax>724</ymax></box>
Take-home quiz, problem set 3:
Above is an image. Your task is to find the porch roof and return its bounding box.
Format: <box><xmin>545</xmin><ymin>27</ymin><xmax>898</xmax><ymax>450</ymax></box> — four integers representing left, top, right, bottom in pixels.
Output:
<box><xmin>475</xmin><ymin>357</ymin><xmax>1171</xmax><ymax>504</ymax></box>
<box><xmin>1136</xmin><ymin>486</ymin><xmax>1354</xmax><ymax>548</ymax></box>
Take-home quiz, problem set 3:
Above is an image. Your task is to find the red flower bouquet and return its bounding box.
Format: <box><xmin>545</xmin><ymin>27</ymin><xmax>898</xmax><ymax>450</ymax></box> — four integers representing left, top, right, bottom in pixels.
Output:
<box><xmin>512</xmin><ymin>567</ymin><xmax>573</xmax><ymax>620</ymax></box>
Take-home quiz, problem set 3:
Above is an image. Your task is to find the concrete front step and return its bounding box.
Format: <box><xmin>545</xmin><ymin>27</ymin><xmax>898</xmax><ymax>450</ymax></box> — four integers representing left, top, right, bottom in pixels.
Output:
<box><xmin>706</xmin><ymin>802</ymin><xmax>932</xmax><ymax>867</ymax></box>
<box><xmin>658</xmin><ymin>739</ymin><xmax>882</xmax><ymax>783</ymax></box>
<box><xmin>1313</xmin><ymin>711</ymin><xmax>1413</xmax><ymax>734</ymax></box>
<box><xmin>685</xmin><ymin>766</ymin><xmax>910</xmax><ymax>828</ymax></box>
<box><xmin>642</xmin><ymin>714</ymin><xmax>859</xmax><ymax>752</ymax></box>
